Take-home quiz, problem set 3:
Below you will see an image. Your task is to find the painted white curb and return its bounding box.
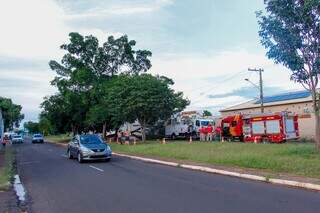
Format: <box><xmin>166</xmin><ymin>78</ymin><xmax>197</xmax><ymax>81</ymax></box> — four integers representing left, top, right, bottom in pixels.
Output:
<box><xmin>13</xmin><ymin>175</ymin><xmax>26</xmax><ymax>203</ymax></box>
<box><xmin>113</xmin><ymin>152</ymin><xmax>320</xmax><ymax>191</ymax></box>
<box><xmin>269</xmin><ymin>178</ymin><xmax>320</xmax><ymax>191</ymax></box>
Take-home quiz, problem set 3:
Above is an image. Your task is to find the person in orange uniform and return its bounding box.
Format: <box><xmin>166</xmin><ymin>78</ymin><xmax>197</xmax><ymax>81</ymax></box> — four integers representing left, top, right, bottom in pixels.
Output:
<box><xmin>206</xmin><ymin>124</ymin><xmax>213</xmax><ymax>142</ymax></box>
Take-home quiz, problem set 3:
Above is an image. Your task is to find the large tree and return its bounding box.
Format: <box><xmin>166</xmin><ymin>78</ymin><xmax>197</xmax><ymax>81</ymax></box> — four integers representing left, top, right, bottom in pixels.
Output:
<box><xmin>0</xmin><ymin>97</ymin><xmax>24</xmax><ymax>130</ymax></box>
<box><xmin>257</xmin><ymin>0</ymin><xmax>320</xmax><ymax>150</ymax></box>
<box><xmin>40</xmin><ymin>94</ymin><xmax>72</xmax><ymax>134</ymax></box>
<box><xmin>24</xmin><ymin>121</ymin><xmax>40</xmax><ymax>134</ymax></box>
<box><xmin>45</xmin><ymin>32</ymin><xmax>152</xmax><ymax>134</ymax></box>
<box><xmin>107</xmin><ymin>74</ymin><xmax>189</xmax><ymax>142</ymax></box>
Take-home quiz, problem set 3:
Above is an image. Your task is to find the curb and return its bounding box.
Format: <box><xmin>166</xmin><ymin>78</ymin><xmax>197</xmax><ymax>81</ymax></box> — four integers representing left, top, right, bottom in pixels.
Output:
<box><xmin>45</xmin><ymin>141</ymin><xmax>320</xmax><ymax>191</ymax></box>
<box><xmin>113</xmin><ymin>152</ymin><xmax>320</xmax><ymax>191</ymax></box>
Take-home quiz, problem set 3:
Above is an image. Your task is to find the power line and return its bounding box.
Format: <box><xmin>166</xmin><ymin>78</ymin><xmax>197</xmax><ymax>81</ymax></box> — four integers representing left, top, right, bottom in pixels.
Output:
<box><xmin>190</xmin><ymin>70</ymin><xmax>248</xmax><ymax>104</ymax></box>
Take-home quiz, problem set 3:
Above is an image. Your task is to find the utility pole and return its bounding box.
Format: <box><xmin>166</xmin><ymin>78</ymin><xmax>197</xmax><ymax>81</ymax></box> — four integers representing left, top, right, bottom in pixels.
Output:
<box><xmin>248</xmin><ymin>68</ymin><xmax>264</xmax><ymax>113</ymax></box>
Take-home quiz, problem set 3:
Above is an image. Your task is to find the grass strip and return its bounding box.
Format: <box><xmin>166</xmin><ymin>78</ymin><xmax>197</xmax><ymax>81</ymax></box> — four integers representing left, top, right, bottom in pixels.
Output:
<box><xmin>0</xmin><ymin>147</ymin><xmax>15</xmax><ymax>191</ymax></box>
<box><xmin>111</xmin><ymin>141</ymin><xmax>320</xmax><ymax>179</ymax></box>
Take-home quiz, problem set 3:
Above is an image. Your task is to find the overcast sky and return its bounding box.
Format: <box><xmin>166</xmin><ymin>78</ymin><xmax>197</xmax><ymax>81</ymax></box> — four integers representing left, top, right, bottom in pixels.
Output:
<box><xmin>0</xmin><ymin>0</ymin><xmax>303</xmax><ymax>122</ymax></box>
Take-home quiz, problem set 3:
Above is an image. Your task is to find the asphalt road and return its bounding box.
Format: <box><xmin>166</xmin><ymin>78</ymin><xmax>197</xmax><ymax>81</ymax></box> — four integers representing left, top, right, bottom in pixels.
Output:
<box><xmin>14</xmin><ymin>138</ymin><xmax>320</xmax><ymax>213</ymax></box>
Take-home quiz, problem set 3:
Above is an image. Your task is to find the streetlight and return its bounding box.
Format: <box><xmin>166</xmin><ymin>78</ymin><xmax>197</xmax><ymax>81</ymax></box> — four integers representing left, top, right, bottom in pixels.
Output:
<box><xmin>245</xmin><ymin>75</ymin><xmax>264</xmax><ymax>113</ymax></box>
<box><xmin>245</xmin><ymin>78</ymin><xmax>259</xmax><ymax>89</ymax></box>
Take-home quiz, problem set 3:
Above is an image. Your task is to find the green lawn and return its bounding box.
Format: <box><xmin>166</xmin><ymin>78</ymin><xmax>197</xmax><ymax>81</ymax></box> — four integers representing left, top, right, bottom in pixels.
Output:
<box><xmin>111</xmin><ymin>141</ymin><xmax>320</xmax><ymax>179</ymax></box>
<box><xmin>45</xmin><ymin>134</ymin><xmax>72</xmax><ymax>144</ymax></box>
<box><xmin>0</xmin><ymin>147</ymin><xmax>15</xmax><ymax>191</ymax></box>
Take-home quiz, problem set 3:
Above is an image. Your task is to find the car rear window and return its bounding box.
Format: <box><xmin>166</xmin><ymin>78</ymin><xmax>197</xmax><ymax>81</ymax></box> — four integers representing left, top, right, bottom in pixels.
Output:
<box><xmin>13</xmin><ymin>135</ymin><xmax>21</xmax><ymax>138</ymax></box>
<box><xmin>80</xmin><ymin>135</ymin><xmax>103</xmax><ymax>144</ymax></box>
<box><xmin>34</xmin><ymin>134</ymin><xmax>42</xmax><ymax>138</ymax></box>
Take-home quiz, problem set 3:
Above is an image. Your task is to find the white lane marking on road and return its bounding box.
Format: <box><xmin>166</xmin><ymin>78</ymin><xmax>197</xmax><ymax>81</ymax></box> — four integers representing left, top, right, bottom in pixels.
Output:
<box><xmin>89</xmin><ymin>165</ymin><xmax>104</xmax><ymax>172</ymax></box>
<box><xmin>19</xmin><ymin>161</ymin><xmax>40</xmax><ymax>165</ymax></box>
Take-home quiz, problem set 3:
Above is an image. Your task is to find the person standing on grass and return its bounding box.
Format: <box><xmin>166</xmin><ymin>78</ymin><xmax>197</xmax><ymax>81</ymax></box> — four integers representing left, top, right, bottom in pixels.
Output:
<box><xmin>215</xmin><ymin>126</ymin><xmax>222</xmax><ymax>142</ymax></box>
<box><xmin>206</xmin><ymin>124</ymin><xmax>213</xmax><ymax>142</ymax></box>
<box><xmin>199</xmin><ymin>126</ymin><xmax>206</xmax><ymax>142</ymax></box>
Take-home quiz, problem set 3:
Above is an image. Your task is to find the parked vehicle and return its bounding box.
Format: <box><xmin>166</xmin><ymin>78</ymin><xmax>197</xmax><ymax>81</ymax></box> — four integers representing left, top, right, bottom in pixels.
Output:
<box><xmin>32</xmin><ymin>134</ymin><xmax>44</xmax><ymax>143</ymax></box>
<box><xmin>165</xmin><ymin>111</ymin><xmax>217</xmax><ymax>139</ymax></box>
<box><xmin>12</xmin><ymin>134</ymin><xmax>24</xmax><ymax>144</ymax></box>
<box><xmin>221</xmin><ymin>112</ymin><xmax>299</xmax><ymax>143</ymax></box>
<box><xmin>67</xmin><ymin>134</ymin><xmax>112</xmax><ymax>163</ymax></box>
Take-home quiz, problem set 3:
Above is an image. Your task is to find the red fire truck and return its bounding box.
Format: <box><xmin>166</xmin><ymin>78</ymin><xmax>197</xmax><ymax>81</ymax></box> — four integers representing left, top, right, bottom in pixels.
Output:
<box><xmin>221</xmin><ymin>112</ymin><xmax>299</xmax><ymax>143</ymax></box>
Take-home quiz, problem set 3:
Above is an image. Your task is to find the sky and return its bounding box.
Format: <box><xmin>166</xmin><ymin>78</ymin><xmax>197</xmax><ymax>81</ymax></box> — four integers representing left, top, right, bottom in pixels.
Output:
<box><xmin>0</xmin><ymin>0</ymin><xmax>303</xmax><ymax>122</ymax></box>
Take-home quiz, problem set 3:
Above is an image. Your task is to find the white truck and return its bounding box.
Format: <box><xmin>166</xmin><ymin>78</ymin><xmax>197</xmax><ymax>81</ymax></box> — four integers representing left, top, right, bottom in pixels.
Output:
<box><xmin>165</xmin><ymin>112</ymin><xmax>215</xmax><ymax>139</ymax></box>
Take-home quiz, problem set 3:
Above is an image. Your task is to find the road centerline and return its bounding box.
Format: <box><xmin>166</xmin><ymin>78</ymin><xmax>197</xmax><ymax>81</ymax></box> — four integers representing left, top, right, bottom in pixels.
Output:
<box><xmin>89</xmin><ymin>165</ymin><xmax>104</xmax><ymax>172</ymax></box>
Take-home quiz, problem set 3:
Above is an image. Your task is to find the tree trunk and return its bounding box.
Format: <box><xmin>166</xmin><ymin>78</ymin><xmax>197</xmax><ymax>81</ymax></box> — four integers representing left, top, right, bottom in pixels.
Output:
<box><xmin>141</xmin><ymin>127</ymin><xmax>146</xmax><ymax>142</ymax></box>
<box><xmin>311</xmin><ymin>89</ymin><xmax>320</xmax><ymax>151</ymax></box>
<box><xmin>140</xmin><ymin>118</ymin><xmax>146</xmax><ymax>142</ymax></box>
<box><xmin>102</xmin><ymin>122</ymin><xmax>107</xmax><ymax>140</ymax></box>
<box><xmin>71</xmin><ymin>124</ymin><xmax>76</xmax><ymax>136</ymax></box>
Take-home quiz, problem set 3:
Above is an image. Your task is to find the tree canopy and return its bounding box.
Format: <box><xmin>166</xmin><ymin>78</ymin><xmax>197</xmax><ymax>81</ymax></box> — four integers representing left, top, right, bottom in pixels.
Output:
<box><xmin>42</xmin><ymin>32</ymin><xmax>153</xmax><ymax>134</ymax></box>
<box><xmin>0</xmin><ymin>97</ymin><xmax>24</xmax><ymax>130</ymax></box>
<box><xmin>24</xmin><ymin>121</ymin><xmax>40</xmax><ymax>134</ymax></box>
<box><xmin>41</xmin><ymin>32</ymin><xmax>188</xmax><ymax>140</ymax></box>
<box><xmin>203</xmin><ymin>110</ymin><xmax>212</xmax><ymax>117</ymax></box>
<box><xmin>105</xmin><ymin>74</ymin><xmax>189</xmax><ymax>141</ymax></box>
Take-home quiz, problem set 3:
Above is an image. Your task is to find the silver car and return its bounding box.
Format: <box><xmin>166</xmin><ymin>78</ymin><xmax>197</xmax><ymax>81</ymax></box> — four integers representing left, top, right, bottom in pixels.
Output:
<box><xmin>12</xmin><ymin>135</ymin><xmax>24</xmax><ymax>144</ymax></box>
<box><xmin>67</xmin><ymin>134</ymin><xmax>112</xmax><ymax>163</ymax></box>
<box><xmin>32</xmin><ymin>134</ymin><xmax>44</xmax><ymax>143</ymax></box>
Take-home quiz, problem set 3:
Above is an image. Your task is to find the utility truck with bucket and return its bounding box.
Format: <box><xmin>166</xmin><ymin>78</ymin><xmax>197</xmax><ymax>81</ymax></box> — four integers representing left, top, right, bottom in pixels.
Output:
<box><xmin>165</xmin><ymin>111</ymin><xmax>216</xmax><ymax>139</ymax></box>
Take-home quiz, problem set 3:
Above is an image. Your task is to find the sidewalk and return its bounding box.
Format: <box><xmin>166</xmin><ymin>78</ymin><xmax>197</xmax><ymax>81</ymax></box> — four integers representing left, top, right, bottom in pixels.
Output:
<box><xmin>0</xmin><ymin>190</ymin><xmax>20</xmax><ymax>213</ymax></box>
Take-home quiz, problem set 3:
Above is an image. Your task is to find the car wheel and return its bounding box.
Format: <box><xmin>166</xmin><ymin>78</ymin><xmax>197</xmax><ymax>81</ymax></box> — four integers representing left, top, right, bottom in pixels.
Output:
<box><xmin>67</xmin><ymin>149</ymin><xmax>73</xmax><ymax>159</ymax></box>
<box><xmin>77</xmin><ymin>152</ymin><xmax>83</xmax><ymax>163</ymax></box>
<box><xmin>105</xmin><ymin>158</ymin><xmax>111</xmax><ymax>162</ymax></box>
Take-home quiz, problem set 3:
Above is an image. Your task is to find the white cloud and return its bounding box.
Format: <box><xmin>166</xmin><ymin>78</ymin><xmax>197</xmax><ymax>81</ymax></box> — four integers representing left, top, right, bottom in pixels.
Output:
<box><xmin>0</xmin><ymin>0</ymin><xmax>69</xmax><ymax>59</ymax></box>
<box><xmin>0</xmin><ymin>0</ymin><xmax>128</xmax><ymax>122</ymax></box>
<box><xmin>64</xmin><ymin>0</ymin><xmax>173</xmax><ymax>20</ymax></box>
<box><xmin>150</xmin><ymin>50</ymin><xmax>303</xmax><ymax>112</ymax></box>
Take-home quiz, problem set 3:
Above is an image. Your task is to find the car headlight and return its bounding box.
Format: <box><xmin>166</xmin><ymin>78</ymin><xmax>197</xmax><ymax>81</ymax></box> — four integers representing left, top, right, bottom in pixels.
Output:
<box><xmin>80</xmin><ymin>146</ymin><xmax>93</xmax><ymax>154</ymax></box>
<box><xmin>106</xmin><ymin>145</ymin><xmax>111</xmax><ymax>152</ymax></box>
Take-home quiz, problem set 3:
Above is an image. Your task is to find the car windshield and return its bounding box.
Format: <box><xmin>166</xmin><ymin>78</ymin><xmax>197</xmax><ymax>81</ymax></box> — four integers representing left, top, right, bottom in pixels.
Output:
<box><xmin>34</xmin><ymin>134</ymin><xmax>42</xmax><ymax>138</ymax></box>
<box><xmin>80</xmin><ymin>135</ymin><xmax>103</xmax><ymax>144</ymax></box>
<box><xmin>13</xmin><ymin>135</ymin><xmax>22</xmax><ymax>138</ymax></box>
